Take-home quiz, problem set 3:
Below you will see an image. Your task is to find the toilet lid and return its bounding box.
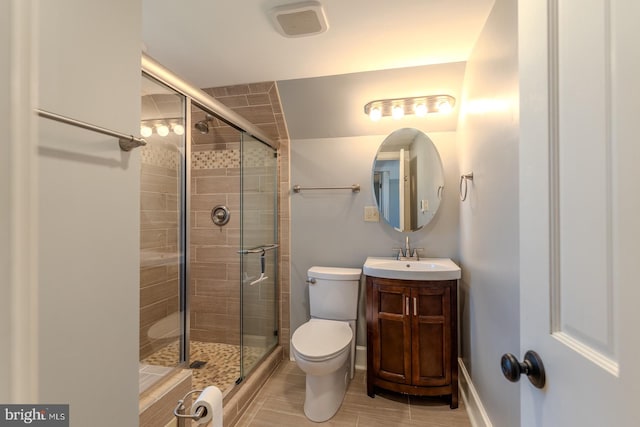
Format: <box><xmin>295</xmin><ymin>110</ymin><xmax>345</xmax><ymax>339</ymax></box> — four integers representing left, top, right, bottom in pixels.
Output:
<box><xmin>308</xmin><ymin>266</ymin><xmax>362</xmax><ymax>281</ymax></box>
<box><xmin>292</xmin><ymin>319</ymin><xmax>352</xmax><ymax>361</ymax></box>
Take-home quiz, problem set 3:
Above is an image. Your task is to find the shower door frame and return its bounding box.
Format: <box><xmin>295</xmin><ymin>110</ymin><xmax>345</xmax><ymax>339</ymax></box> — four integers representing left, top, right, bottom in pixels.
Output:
<box><xmin>141</xmin><ymin>54</ymin><xmax>280</xmax><ymax>381</ymax></box>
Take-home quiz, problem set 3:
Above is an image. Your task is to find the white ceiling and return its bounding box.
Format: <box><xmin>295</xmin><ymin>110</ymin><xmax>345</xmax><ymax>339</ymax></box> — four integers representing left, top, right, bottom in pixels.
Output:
<box><xmin>142</xmin><ymin>0</ymin><xmax>494</xmax><ymax>139</ymax></box>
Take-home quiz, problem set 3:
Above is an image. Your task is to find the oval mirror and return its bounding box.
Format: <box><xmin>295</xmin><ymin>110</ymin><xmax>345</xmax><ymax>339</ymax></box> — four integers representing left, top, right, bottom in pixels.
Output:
<box><xmin>372</xmin><ymin>128</ymin><xmax>444</xmax><ymax>232</ymax></box>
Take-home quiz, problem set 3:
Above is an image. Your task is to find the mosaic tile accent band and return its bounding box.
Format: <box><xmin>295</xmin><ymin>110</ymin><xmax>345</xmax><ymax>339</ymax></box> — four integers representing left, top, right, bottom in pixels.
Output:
<box><xmin>192</xmin><ymin>149</ymin><xmax>240</xmax><ymax>169</ymax></box>
<box><xmin>140</xmin><ymin>143</ymin><xmax>275</xmax><ymax>170</ymax></box>
<box><xmin>192</xmin><ymin>147</ymin><xmax>276</xmax><ymax>170</ymax></box>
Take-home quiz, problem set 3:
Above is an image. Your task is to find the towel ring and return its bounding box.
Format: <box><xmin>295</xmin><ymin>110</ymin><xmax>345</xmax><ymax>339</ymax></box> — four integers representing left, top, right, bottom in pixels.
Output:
<box><xmin>459</xmin><ymin>173</ymin><xmax>474</xmax><ymax>202</ymax></box>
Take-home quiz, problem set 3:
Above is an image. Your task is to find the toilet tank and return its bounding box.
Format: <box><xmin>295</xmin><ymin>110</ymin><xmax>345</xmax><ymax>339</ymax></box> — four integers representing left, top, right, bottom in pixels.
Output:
<box><xmin>307</xmin><ymin>266</ymin><xmax>361</xmax><ymax>321</ymax></box>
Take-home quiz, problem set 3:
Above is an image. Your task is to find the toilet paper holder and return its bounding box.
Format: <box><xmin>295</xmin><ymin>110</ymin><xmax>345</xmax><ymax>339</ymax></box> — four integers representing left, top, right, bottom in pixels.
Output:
<box><xmin>173</xmin><ymin>389</ymin><xmax>206</xmax><ymax>427</ymax></box>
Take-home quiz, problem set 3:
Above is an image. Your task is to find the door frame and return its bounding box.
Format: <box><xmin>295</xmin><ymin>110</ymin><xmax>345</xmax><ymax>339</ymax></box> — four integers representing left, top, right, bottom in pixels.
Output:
<box><xmin>4</xmin><ymin>0</ymin><xmax>39</xmax><ymax>403</ymax></box>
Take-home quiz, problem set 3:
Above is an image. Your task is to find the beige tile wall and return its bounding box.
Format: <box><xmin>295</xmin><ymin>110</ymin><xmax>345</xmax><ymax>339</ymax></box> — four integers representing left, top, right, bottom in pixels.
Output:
<box><xmin>189</xmin><ymin>105</ymin><xmax>242</xmax><ymax>345</ymax></box>
<box><xmin>140</xmin><ymin>143</ymin><xmax>182</xmax><ymax>360</ymax></box>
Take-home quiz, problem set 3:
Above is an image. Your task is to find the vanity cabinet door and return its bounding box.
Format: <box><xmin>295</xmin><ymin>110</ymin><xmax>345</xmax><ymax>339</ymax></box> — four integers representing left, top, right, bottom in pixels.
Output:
<box><xmin>367</xmin><ymin>276</ymin><xmax>458</xmax><ymax>408</ymax></box>
<box><xmin>411</xmin><ymin>286</ymin><xmax>451</xmax><ymax>387</ymax></box>
<box><xmin>369</xmin><ymin>281</ymin><xmax>412</xmax><ymax>385</ymax></box>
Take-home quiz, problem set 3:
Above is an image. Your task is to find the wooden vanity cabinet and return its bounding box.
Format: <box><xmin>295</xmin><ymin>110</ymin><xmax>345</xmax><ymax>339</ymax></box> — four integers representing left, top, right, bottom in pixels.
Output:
<box><xmin>366</xmin><ymin>275</ymin><xmax>458</xmax><ymax>409</ymax></box>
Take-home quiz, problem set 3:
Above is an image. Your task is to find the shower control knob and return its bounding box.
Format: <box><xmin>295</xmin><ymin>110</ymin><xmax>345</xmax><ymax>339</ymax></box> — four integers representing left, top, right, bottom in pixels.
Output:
<box><xmin>211</xmin><ymin>205</ymin><xmax>230</xmax><ymax>226</ymax></box>
<box><xmin>501</xmin><ymin>350</ymin><xmax>546</xmax><ymax>389</ymax></box>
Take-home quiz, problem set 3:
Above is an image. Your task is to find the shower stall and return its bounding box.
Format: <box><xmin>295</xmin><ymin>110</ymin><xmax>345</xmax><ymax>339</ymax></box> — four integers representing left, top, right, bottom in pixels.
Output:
<box><xmin>138</xmin><ymin>55</ymin><xmax>279</xmax><ymax>396</ymax></box>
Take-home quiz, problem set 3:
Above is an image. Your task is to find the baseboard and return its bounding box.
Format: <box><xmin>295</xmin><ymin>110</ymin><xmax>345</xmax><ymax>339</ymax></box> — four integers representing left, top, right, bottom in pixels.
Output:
<box><xmin>355</xmin><ymin>345</ymin><xmax>366</xmax><ymax>370</ymax></box>
<box><xmin>458</xmin><ymin>358</ymin><xmax>493</xmax><ymax>427</ymax></box>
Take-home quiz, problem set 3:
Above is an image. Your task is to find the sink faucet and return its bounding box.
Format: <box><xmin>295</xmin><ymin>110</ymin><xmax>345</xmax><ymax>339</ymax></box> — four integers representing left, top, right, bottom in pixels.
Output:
<box><xmin>393</xmin><ymin>236</ymin><xmax>421</xmax><ymax>260</ymax></box>
<box><xmin>405</xmin><ymin>236</ymin><xmax>411</xmax><ymax>258</ymax></box>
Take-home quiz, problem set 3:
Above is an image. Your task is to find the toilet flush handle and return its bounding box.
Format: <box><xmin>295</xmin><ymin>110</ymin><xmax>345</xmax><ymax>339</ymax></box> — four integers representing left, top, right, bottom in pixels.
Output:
<box><xmin>306</xmin><ymin>278</ymin><xmax>316</xmax><ymax>285</ymax></box>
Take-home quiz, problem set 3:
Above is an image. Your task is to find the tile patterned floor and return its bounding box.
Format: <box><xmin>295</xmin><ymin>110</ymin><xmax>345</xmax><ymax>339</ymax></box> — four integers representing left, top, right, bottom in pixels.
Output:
<box><xmin>235</xmin><ymin>361</ymin><xmax>472</xmax><ymax>427</ymax></box>
<box><xmin>142</xmin><ymin>340</ymin><xmax>262</xmax><ymax>394</ymax></box>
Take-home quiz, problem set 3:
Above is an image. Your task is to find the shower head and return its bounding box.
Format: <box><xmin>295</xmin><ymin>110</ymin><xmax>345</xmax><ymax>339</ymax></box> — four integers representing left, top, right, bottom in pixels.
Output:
<box><xmin>194</xmin><ymin>114</ymin><xmax>213</xmax><ymax>134</ymax></box>
<box><xmin>195</xmin><ymin>120</ymin><xmax>209</xmax><ymax>134</ymax></box>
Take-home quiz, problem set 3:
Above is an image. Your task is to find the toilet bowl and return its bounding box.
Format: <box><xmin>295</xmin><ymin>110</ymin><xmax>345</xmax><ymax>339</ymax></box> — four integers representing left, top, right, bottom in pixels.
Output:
<box><xmin>291</xmin><ymin>266</ymin><xmax>361</xmax><ymax>422</ymax></box>
<box><xmin>292</xmin><ymin>319</ymin><xmax>353</xmax><ymax>422</ymax></box>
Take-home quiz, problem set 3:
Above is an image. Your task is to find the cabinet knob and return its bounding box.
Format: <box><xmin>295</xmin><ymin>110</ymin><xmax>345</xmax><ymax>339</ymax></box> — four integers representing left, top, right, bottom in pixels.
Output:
<box><xmin>500</xmin><ymin>350</ymin><xmax>546</xmax><ymax>389</ymax></box>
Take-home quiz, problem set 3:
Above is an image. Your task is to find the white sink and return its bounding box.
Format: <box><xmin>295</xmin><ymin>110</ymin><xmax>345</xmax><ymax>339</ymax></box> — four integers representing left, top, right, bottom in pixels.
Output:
<box><xmin>363</xmin><ymin>256</ymin><xmax>461</xmax><ymax>281</ymax></box>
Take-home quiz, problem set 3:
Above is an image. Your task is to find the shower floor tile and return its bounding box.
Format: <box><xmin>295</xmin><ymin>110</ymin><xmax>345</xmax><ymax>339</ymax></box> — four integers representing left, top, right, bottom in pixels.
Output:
<box><xmin>141</xmin><ymin>340</ymin><xmax>263</xmax><ymax>394</ymax></box>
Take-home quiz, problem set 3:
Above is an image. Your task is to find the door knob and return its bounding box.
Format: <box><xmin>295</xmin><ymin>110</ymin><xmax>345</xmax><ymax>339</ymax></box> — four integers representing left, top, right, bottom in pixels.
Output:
<box><xmin>500</xmin><ymin>350</ymin><xmax>546</xmax><ymax>389</ymax></box>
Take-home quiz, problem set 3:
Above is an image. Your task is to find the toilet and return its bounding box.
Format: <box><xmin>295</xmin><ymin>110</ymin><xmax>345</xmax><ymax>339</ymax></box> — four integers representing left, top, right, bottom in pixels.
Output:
<box><xmin>291</xmin><ymin>266</ymin><xmax>361</xmax><ymax>422</ymax></box>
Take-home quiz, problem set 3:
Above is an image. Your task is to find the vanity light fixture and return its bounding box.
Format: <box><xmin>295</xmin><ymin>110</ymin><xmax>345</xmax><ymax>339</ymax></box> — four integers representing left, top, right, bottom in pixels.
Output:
<box><xmin>391</xmin><ymin>104</ymin><xmax>405</xmax><ymax>120</ymax></box>
<box><xmin>139</xmin><ymin>118</ymin><xmax>185</xmax><ymax>138</ymax></box>
<box><xmin>369</xmin><ymin>106</ymin><xmax>382</xmax><ymax>122</ymax></box>
<box><xmin>436</xmin><ymin>99</ymin><xmax>453</xmax><ymax>114</ymax></box>
<box><xmin>156</xmin><ymin>124</ymin><xmax>170</xmax><ymax>137</ymax></box>
<box><xmin>172</xmin><ymin>123</ymin><xmax>185</xmax><ymax>136</ymax></box>
<box><xmin>140</xmin><ymin>125</ymin><xmax>153</xmax><ymax>138</ymax></box>
<box><xmin>364</xmin><ymin>94</ymin><xmax>456</xmax><ymax>121</ymax></box>
<box><xmin>413</xmin><ymin>102</ymin><xmax>428</xmax><ymax>117</ymax></box>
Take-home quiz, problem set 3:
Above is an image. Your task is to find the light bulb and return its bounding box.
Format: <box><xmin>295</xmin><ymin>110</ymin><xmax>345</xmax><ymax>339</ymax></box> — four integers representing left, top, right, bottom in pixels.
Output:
<box><xmin>156</xmin><ymin>124</ymin><xmax>169</xmax><ymax>137</ymax></box>
<box><xmin>172</xmin><ymin>124</ymin><xmax>185</xmax><ymax>136</ymax></box>
<box><xmin>140</xmin><ymin>125</ymin><xmax>152</xmax><ymax>138</ymax></box>
<box><xmin>369</xmin><ymin>106</ymin><xmax>382</xmax><ymax>122</ymax></box>
<box><xmin>437</xmin><ymin>100</ymin><xmax>453</xmax><ymax>114</ymax></box>
<box><xmin>414</xmin><ymin>103</ymin><xmax>427</xmax><ymax>117</ymax></box>
<box><xmin>392</xmin><ymin>105</ymin><xmax>404</xmax><ymax>120</ymax></box>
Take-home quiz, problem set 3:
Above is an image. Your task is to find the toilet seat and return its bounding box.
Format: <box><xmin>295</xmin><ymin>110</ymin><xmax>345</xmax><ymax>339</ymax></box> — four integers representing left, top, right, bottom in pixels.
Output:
<box><xmin>292</xmin><ymin>319</ymin><xmax>352</xmax><ymax>362</ymax></box>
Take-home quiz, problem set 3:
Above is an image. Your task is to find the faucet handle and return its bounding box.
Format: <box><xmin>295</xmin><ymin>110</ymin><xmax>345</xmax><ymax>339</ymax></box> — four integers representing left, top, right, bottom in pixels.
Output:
<box><xmin>392</xmin><ymin>247</ymin><xmax>405</xmax><ymax>259</ymax></box>
<box><xmin>411</xmin><ymin>248</ymin><xmax>423</xmax><ymax>259</ymax></box>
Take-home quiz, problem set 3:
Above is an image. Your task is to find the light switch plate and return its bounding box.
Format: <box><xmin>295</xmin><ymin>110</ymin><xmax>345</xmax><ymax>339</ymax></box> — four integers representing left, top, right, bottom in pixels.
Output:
<box><xmin>364</xmin><ymin>206</ymin><xmax>379</xmax><ymax>222</ymax></box>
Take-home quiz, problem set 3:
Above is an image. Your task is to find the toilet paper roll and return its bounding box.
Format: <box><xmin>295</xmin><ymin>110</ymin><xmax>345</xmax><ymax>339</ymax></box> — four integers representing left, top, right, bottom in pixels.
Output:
<box><xmin>191</xmin><ymin>385</ymin><xmax>223</xmax><ymax>426</ymax></box>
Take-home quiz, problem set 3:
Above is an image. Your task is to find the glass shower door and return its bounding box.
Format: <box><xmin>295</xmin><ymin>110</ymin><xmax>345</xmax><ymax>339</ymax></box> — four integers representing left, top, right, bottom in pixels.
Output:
<box><xmin>139</xmin><ymin>73</ymin><xmax>187</xmax><ymax>392</ymax></box>
<box><xmin>189</xmin><ymin>103</ymin><xmax>243</xmax><ymax>393</ymax></box>
<box><xmin>240</xmin><ymin>133</ymin><xmax>278</xmax><ymax>377</ymax></box>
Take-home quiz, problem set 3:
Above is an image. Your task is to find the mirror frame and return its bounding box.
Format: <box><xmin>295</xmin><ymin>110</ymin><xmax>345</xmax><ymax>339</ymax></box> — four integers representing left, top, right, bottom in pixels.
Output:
<box><xmin>371</xmin><ymin>128</ymin><xmax>444</xmax><ymax>232</ymax></box>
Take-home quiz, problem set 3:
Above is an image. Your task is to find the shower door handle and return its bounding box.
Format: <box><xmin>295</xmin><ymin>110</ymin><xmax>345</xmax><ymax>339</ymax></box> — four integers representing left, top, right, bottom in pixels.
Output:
<box><xmin>237</xmin><ymin>243</ymin><xmax>279</xmax><ymax>255</ymax></box>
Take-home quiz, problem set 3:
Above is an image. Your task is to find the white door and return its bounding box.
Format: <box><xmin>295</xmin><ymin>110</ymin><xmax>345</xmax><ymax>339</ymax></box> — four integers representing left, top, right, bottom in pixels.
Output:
<box><xmin>519</xmin><ymin>0</ymin><xmax>640</xmax><ymax>426</ymax></box>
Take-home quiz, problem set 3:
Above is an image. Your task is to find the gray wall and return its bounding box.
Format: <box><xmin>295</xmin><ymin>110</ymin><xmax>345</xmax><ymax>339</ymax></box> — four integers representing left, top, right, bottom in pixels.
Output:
<box><xmin>290</xmin><ymin>132</ymin><xmax>459</xmax><ymax>348</ymax></box>
<box><xmin>36</xmin><ymin>1</ymin><xmax>141</xmax><ymax>425</ymax></box>
<box><xmin>457</xmin><ymin>0</ymin><xmax>520</xmax><ymax>425</ymax></box>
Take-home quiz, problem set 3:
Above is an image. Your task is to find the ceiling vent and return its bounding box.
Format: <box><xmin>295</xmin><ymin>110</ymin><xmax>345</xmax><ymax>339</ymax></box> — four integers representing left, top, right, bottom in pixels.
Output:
<box><xmin>269</xmin><ymin>1</ymin><xmax>329</xmax><ymax>38</ymax></box>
